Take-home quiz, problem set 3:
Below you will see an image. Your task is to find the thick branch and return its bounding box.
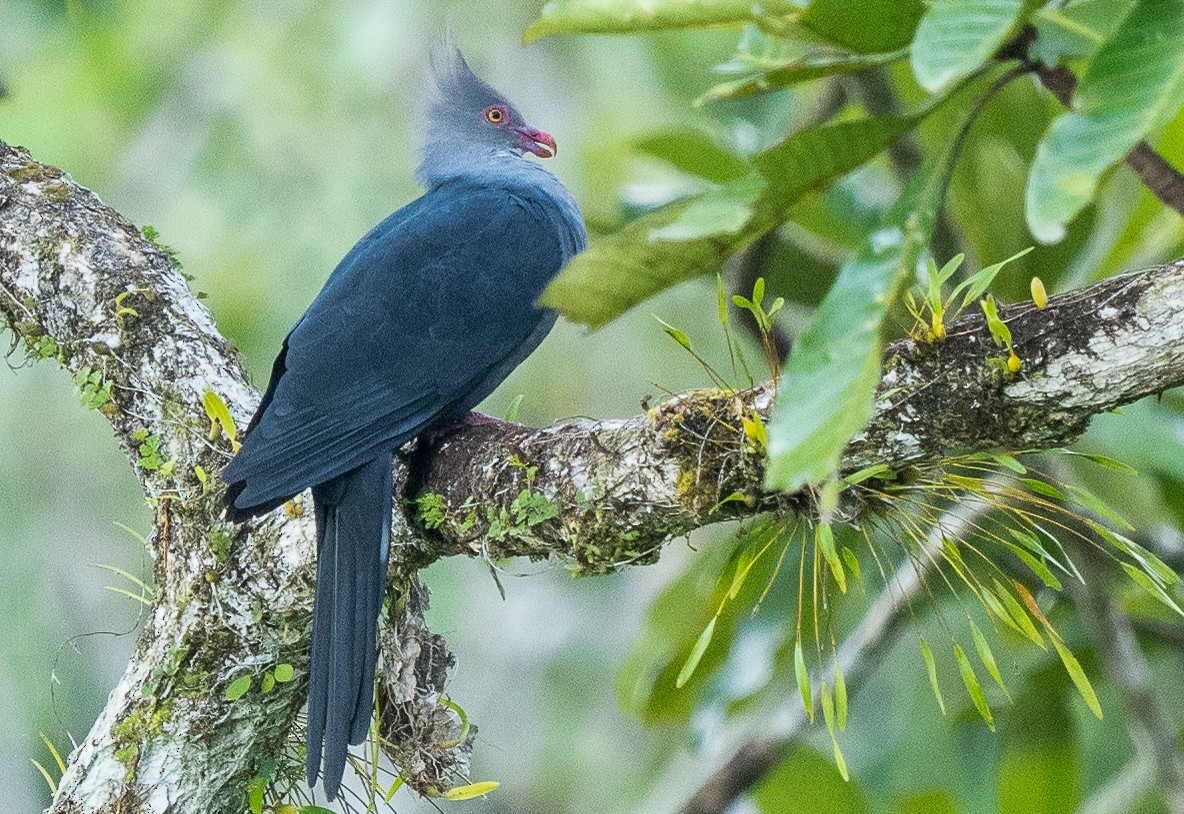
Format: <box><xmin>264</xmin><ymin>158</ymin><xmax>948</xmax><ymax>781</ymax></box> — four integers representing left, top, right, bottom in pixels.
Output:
<box><xmin>414</xmin><ymin>263</ymin><xmax>1184</xmax><ymax>565</ymax></box>
<box><xmin>0</xmin><ymin>142</ymin><xmax>466</xmax><ymax>811</ymax></box>
<box><xmin>3</xmin><ymin>137</ymin><xmax>1184</xmax><ymax>812</ymax></box>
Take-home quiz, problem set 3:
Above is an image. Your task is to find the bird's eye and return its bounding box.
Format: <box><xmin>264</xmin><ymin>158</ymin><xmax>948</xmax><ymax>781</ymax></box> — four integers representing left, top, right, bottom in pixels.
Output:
<box><xmin>485</xmin><ymin>106</ymin><xmax>505</xmax><ymax>124</ymax></box>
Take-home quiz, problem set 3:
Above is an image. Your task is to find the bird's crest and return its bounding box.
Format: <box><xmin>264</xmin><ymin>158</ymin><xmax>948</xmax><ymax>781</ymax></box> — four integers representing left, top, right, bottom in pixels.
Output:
<box><xmin>417</xmin><ymin>46</ymin><xmax>536</xmax><ymax>186</ymax></box>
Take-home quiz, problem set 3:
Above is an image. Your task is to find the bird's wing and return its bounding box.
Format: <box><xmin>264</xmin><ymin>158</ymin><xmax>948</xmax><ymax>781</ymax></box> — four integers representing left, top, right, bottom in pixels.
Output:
<box><xmin>224</xmin><ymin>183</ymin><xmax>570</xmax><ymax>510</ymax></box>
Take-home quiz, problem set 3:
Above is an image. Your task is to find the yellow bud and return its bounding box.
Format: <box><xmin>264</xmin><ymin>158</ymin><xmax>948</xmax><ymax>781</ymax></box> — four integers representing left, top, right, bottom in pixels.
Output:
<box><xmin>1030</xmin><ymin>276</ymin><xmax>1048</xmax><ymax>308</ymax></box>
<box><xmin>1006</xmin><ymin>351</ymin><xmax>1022</xmax><ymax>373</ymax></box>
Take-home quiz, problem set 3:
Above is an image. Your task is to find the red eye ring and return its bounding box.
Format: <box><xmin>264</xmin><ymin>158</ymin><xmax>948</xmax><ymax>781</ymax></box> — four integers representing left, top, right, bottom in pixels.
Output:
<box><xmin>484</xmin><ymin>106</ymin><xmax>506</xmax><ymax>124</ymax></box>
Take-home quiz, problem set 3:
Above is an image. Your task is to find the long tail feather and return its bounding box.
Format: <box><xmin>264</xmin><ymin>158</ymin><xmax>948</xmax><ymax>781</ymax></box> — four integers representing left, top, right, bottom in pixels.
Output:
<box><xmin>305</xmin><ymin>452</ymin><xmax>394</xmax><ymax>799</ymax></box>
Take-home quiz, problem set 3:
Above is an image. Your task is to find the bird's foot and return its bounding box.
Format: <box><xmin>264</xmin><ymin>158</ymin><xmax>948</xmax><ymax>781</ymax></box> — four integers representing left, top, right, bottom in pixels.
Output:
<box><xmin>459</xmin><ymin>411</ymin><xmax>517</xmax><ymax>430</ymax></box>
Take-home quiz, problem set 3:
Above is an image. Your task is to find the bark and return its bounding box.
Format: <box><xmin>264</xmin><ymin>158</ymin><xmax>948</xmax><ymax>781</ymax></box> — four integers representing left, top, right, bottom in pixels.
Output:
<box><xmin>2</xmin><ymin>137</ymin><xmax>1184</xmax><ymax>812</ymax></box>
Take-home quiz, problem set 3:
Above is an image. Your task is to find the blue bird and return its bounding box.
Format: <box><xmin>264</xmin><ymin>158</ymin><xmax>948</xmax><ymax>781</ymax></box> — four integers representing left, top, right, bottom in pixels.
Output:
<box><xmin>222</xmin><ymin>49</ymin><xmax>586</xmax><ymax>799</ymax></box>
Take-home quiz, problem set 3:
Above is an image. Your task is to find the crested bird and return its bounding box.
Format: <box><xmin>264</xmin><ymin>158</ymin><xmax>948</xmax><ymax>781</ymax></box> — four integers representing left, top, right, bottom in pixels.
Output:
<box><xmin>222</xmin><ymin>48</ymin><xmax>586</xmax><ymax>799</ymax></box>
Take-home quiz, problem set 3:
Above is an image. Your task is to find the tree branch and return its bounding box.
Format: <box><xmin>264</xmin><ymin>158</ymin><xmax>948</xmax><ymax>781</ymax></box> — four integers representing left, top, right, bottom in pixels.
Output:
<box><xmin>1032</xmin><ymin>62</ymin><xmax>1184</xmax><ymax>218</ymax></box>
<box><xmin>3</xmin><ymin>136</ymin><xmax>1184</xmax><ymax>811</ymax></box>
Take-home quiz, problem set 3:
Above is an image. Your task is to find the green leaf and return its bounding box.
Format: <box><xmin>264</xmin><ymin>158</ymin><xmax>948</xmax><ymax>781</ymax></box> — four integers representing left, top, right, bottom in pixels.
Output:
<box><xmin>949</xmin><ymin>246</ymin><xmax>1034</xmax><ymax>308</ymax></box>
<box><xmin>1026</xmin><ymin>0</ymin><xmax>1184</xmax><ymax>242</ymax></box>
<box><xmin>634</xmin><ymin>129</ymin><xmax>751</xmax><ymax>184</ymax></box>
<box><xmin>991</xmin><ymin>578</ymin><xmax>1046</xmax><ymax>646</ymax></box>
<box><xmin>969</xmin><ymin>619</ymin><xmax>1009</xmax><ymax>696</ymax></box>
<box><xmin>1121</xmin><ymin>562</ymin><xmax>1184</xmax><ymax>617</ymax></box>
<box><xmin>31</xmin><ymin>759</ymin><xmax>57</xmax><ymax>795</ymax></box>
<box><xmin>920</xmin><ymin>637</ymin><xmax>946</xmax><ymax>715</ymax></box>
<box><xmin>654</xmin><ymin>315</ymin><xmax>694</xmax><ymax>351</ymax></box>
<box><xmin>225</xmin><ymin>674</ymin><xmax>252</xmax><ymax>701</ymax></box>
<box><xmin>818</xmin><ymin>681</ymin><xmax>850</xmax><ymax>781</ymax></box>
<box><xmin>651</xmin><ymin>173</ymin><xmax>766</xmax><ymax>241</ymax></box>
<box><xmin>794</xmin><ymin>639</ymin><xmax>814</xmax><ymax>722</ymax></box>
<box><xmin>1021</xmin><ymin>478</ymin><xmax>1066</xmax><ymax>501</ymax></box>
<box><xmin>1064</xmin><ymin>484</ymin><xmax>1133</xmax><ymax>530</ymax></box>
<box><xmin>203</xmin><ymin>389</ymin><xmax>238</xmax><ymax>444</ymax></box>
<box><xmin>676</xmin><ymin>617</ymin><xmax>717</xmax><ymax>688</ymax></box>
<box><xmin>980</xmin><ymin>584</ymin><xmax>1028</xmax><ymax>639</ymax></box>
<box><xmin>1004</xmin><ymin>541</ymin><xmax>1063</xmax><ymax>590</ymax></box>
<box><xmin>800</xmin><ymin>0</ymin><xmax>926</xmax><ymax>53</ymax></box>
<box><xmin>541</xmin><ymin>113</ymin><xmax>926</xmax><ymax>328</ymax></box>
<box><xmin>815</xmin><ymin>522</ymin><xmax>846</xmax><ymax>593</ymax></box>
<box><xmin>248</xmin><ymin>781</ymin><xmax>264</xmax><ymax>814</ymax></box>
<box><xmin>954</xmin><ymin>643</ymin><xmax>995</xmax><ymax>731</ymax></box>
<box><xmin>843</xmin><ymin>463</ymin><xmax>893</xmax><ymax>484</ymax></box>
<box><xmin>702</xmin><ymin>48</ymin><xmax>907</xmax><ymax>102</ymax></box>
<box><xmin>273</xmin><ymin>662</ymin><xmax>295</xmax><ymax>682</ymax></box>
<box><xmin>991</xmin><ymin>453</ymin><xmax>1027</xmax><ymax>473</ymax></box>
<box><xmin>1058</xmin><ymin>449</ymin><xmax>1138</xmax><ymax>475</ymax></box>
<box><xmin>980</xmin><ymin>294</ymin><xmax>1013</xmax><ymax>347</ymax></box>
<box><xmin>298</xmin><ymin>808</ymin><xmax>339</xmax><ymax>814</ymax></box>
<box><xmin>1089</xmin><ymin>523</ymin><xmax>1180</xmax><ymax>587</ymax></box>
<box><xmin>1051</xmin><ymin>637</ymin><xmax>1103</xmax><ymax>718</ymax></box>
<box><xmin>523</xmin><ymin>0</ymin><xmax>795</xmax><ymax>41</ymax></box>
<box><xmin>840</xmin><ymin>546</ymin><xmax>863</xmax><ymax>586</ymax></box>
<box><xmin>764</xmin><ymin>101</ymin><xmax>975</xmax><ymax>490</ymax></box>
<box><xmin>910</xmin><ymin>0</ymin><xmax>1031</xmax><ymax>93</ymax></box>
<box><xmin>834</xmin><ymin>661</ymin><xmax>848</xmax><ymax>730</ymax></box>
<box><xmin>442</xmin><ymin>781</ymin><xmax>500</xmax><ymax>800</ymax></box>
<box><xmin>1030</xmin><ymin>0</ymin><xmax>1133</xmax><ymax>65</ymax></box>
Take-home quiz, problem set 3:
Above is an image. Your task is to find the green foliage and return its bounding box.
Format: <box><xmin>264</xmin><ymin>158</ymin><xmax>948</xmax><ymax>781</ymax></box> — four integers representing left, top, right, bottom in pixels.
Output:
<box><xmin>225</xmin><ymin>674</ymin><xmax>252</xmax><ymax>701</ymax></box>
<box><xmin>74</xmin><ymin>365</ymin><xmax>112</xmax><ymax>411</ymax></box>
<box><xmin>796</xmin><ymin>0</ymin><xmax>925</xmax><ymax>53</ymax></box>
<box><xmin>910</xmin><ymin>0</ymin><xmax>1035</xmax><ymax>92</ymax></box>
<box><xmin>140</xmin><ymin>224</ymin><xmax>184</xmax><ymax>270</ymax></box>
<box><xmin>10</xmin><ymin>1</ymin><xmax>1184</xmax><ymax>808</ymax></box>
<box><xmin>414</xmin><ymin>493</ymin><xmax>449</xmax><ymax>530</ymax></box>
<box><xmin>485</xmin><ymin>458</ymin><xmax>561</xmax><ymax>542</ymax></box>
<box><xmin>203</xmin><ymin>389</ymin><xmax>239</xmax><ymax>450</ymax></box>
<box><xmin>540</xmin><ymin>112</ymin><xmax>929</xmax><ymax>327</ymax></box>
<box><xmin>1026</xmin><ymin>0</ymin><xmax>1184</xmax><ymax>242</ymax></box>
<box><xmin>703</xmin><ymin>43</ymin><xmax>906</xmax><ymax>103</ymax></box>
<box><xmin>131</xmin><ymin>428</ymin><xmax>175</xmax><ymax>474</ymax></box>
<box><xmin>763</xmin><ymin>90</ymin><xmax>984</xmax><ymax>491</ymax></box>
<box><xmin>633</xmin><ymin>129</ymin><xmax>751</xmax><ymax>183</ymax></box>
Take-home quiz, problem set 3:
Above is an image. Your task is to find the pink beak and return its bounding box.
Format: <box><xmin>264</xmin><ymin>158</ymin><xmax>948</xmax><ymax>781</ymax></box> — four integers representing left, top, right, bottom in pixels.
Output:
<box><xmin>517</xmin><ymin>126</ymin><xmax>557</xmax><ymax>159</ymax></box>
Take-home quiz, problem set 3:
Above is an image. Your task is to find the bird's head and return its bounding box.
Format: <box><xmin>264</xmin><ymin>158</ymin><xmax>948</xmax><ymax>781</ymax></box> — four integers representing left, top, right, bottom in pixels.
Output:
<box><xmin>418</xmin><ymin>48</ymin><xmax>557</xmax><ymax>184</ymax></box>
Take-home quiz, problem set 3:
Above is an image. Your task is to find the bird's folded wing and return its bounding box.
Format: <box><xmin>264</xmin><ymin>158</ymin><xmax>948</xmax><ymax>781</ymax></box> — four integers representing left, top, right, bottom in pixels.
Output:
<box><xmin>224</xmin><ymin>184</ymin><xmax>568</xmax><ymax>509</ymax></box>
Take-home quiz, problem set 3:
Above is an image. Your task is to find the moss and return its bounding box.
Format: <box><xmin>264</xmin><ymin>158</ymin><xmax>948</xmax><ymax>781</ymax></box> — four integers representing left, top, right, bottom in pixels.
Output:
<box><xmin>415</xmin><ymin>492</ymin><xmax>449</xmax><ymax>530</ymax></box>
<box><xmin>44</xmin><ymin>181</ymin><xmax>69</xmax><ymax>202</ymax></box>
<box><xmin>208</xmin><ymin>529</ymin><xmax>232</xmax><ymax>563</ymax></box>
<box><xmin>4</xmin><ymin>162</ymin><xmax>61</xmax><ymax>184</ymax></box>
<box><xmin>113</xmin><ymin>744</ymin><xmax>139</xmax><ymax>774</ymax></box>
<box><xmin>658</xmin><ymin>389</ymin><xmax>765</xmax><ymax>518</ymax></box>
<box><xmin>111</xmin><ymin>698</ymin><xmax>174</xmax><ymax>778</ymax></box>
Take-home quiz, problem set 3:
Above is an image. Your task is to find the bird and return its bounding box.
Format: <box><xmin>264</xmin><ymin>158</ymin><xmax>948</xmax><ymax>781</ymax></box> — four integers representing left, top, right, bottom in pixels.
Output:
<box><xmin>221</xmin><ymin>47</ymin><xmax>586</xmax><ymax>800</ymax></box>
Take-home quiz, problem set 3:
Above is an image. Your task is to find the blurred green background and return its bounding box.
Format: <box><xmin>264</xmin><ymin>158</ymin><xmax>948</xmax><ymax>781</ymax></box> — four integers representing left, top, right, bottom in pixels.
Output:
<box><xmin>2</xmin><ymin>1</ymin><xmax>1184</xmax><ymax>813</ymax></box>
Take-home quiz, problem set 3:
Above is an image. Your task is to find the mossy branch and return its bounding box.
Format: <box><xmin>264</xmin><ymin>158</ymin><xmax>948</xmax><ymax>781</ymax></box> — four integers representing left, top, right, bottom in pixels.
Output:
<box><xmin>3</xmin><ymin>137</ymin><xmax>1184</xmax><ymax>812</ymax></box>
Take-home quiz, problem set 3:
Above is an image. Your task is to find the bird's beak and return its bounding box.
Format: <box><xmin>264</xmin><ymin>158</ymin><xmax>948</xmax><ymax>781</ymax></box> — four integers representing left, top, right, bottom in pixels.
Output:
<box><xmin>517</xmin><ymin>126</ymin><xmax>557</xmax><ymax>159</ymax></box>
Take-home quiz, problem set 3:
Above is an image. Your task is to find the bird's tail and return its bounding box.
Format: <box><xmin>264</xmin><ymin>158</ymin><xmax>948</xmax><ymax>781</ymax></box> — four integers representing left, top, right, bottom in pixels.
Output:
<box><xmin>306</xmin><ymin>452</ymin><xmax>394</xmax><ymax>799</ymax></box>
